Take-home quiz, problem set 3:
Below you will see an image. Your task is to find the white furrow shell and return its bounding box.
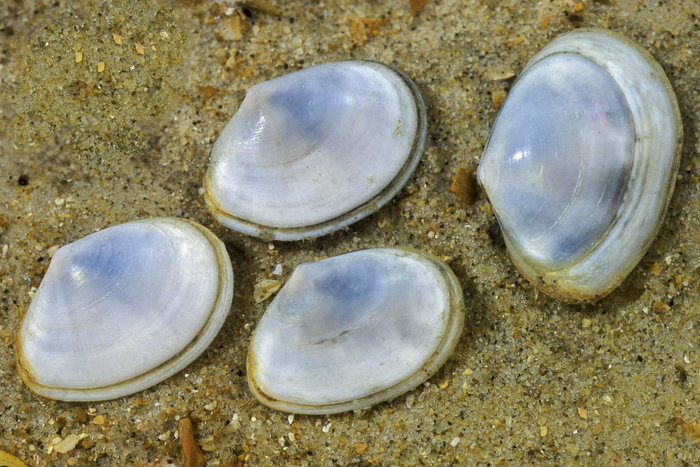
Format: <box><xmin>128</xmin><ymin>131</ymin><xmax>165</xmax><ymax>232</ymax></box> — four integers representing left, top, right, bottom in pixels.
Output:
<box><xmin>476</xmin><ymin>29</ymin><xmax>682</xmax><ymax>303</ymax></box>
<box><xmin>204</xmin><ymin>60</ymin><xmax>427</xmax><ymax>241</ymax></box>
<box><xmin>17</xmin><ymin>218</ymin><xmax>234</xmax><ymax>401</ymax></box>
<box><xmin>247</xmin><ymin>247</ymin><xmax>464</xmax><ymax>415</ymax></box>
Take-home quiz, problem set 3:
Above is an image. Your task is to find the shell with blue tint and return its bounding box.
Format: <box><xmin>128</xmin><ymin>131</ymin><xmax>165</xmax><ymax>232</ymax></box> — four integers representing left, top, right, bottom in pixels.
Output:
<box><xmin>247</xmin><ymin>247</ymin><xmax>464</xmax><ymax>415</ymax></box>
<box><xmin>204</xmin><ymin>60</ymin><xmax>427</xmax><ymax>241</ymax></box>
<box><xmin>476</xmin><ymin>29</ymin><xmax>682</xmax><ymax>303</ymax></box>
<box><xmin>16</xmin><ymin>218</ymin><xmax>234</xmax><ymax>401</ymax></box>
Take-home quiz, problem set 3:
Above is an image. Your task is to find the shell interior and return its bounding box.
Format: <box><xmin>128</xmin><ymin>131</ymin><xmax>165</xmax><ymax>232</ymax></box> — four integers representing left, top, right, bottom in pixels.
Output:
<box><xmin>476</xmin><ymin>29</ymin><xmax>682</xmax><ymax>302</ymax></box>
<box><xmin>247</xmin><ymin>247</ymin><xmax>465</xmax><ymax>415</ymax></box>
<box><xmin>204</xmin><ymin>60</ymin><xmax>427</xmax><ymax>241</ymax></box>
<box><xmin>16</xmin><ymin>218</ymin><xmax>234</xmax><ymax>401</ymax></box>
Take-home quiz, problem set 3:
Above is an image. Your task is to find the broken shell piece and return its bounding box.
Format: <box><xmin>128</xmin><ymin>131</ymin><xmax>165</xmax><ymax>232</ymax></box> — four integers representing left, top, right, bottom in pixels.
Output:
<box><xmin>247</xmin><ymin>247</ymin><xmax>464</xmax><ymax>414</ymax></box>
<box><xmin>179</xmin><ymin>418</ymin><xmax>205</xmax><ymax>467</ymax></box>
<box><xmin>450</xmin><ymin>167</ymin><xmax>478</xmax><ymax>206</ymax></box>
<box><xmin>51</xmin><ymin>433</ymin><xmax>88</xmax><ymax>454</ymax></box>
<box><xmin>253</xmin><ymin>279</ymin><xmax>282</xmax><ymax>303</ymax></box>
<box><xmin>0</xmin><ymin>451</ymin><xmax>29</xmax><ymax>467</ymax></box>
<box><xmin>17</xmin><ymin>218</ymin><xmax>234</xmax><ymax>401</ymax></box>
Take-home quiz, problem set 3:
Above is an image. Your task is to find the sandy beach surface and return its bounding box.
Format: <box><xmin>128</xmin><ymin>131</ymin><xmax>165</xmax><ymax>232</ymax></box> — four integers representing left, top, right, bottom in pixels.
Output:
<box><xmin>1</xmin><ymin>0</ymin><xmax>700</xmax><ymax>465</ymax></box>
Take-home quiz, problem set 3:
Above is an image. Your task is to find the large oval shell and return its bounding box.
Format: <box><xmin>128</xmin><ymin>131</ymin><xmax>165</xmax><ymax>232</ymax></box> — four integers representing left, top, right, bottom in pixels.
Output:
<box><xmin>204</xmin><ymin>60</ymin><xmax>427</xmax><ymax>241</ymax></box>
<box><xmin>16</xmin><ymin>218</ymin><xmax>234</xmax><ymax>401</ymax></box>
<box><xmin>476</xmin><ymin>29</ymin><xmax>682</xmax><ymax>303</ymax></box>
<box><xmin>247</xmin><ymin>247</ymin><xmax>464</xmax><ymax>414</ymax></box>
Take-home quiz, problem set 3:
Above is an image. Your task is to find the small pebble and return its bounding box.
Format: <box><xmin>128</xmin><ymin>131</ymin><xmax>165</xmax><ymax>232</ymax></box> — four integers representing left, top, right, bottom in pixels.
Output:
<box><xmin>47</xmin><ymin>245</ymin><xmax>60</xmax><ymax>258</ymax></box>
<box><xmin>492</xmin><ymin>89</ymin><xmax>508</xmax><ymax>108</ymax></box>
<box><xmin>74</xmin><ymin>406</ymin><xmax>88</xmax><ymax>423</ymax></box>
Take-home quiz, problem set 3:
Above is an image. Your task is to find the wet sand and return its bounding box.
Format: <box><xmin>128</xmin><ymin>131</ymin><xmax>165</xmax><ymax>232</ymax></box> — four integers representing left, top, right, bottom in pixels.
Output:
<box><xmin>1</xmin><ymin>0</ymin><xmax>700</xmax><ymax>465</ymax></box>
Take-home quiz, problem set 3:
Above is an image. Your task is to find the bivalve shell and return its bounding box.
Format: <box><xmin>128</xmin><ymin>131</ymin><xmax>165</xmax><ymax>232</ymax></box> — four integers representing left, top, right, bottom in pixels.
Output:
<box><xmin>204</xmin><ymin>60</ymin><xmax>427</xmax><ymax>240</ymax></box>
<box><xmin>16</xmin><ymin>218</ymin><xmax>234</xmax><ymax>401</ymax></box>
<box><xmin>247</xmin><ymin>247</ymin><xmax>464</xmax><ymax>414</ymax></box>
<box><xmin>476</xmin><ymin>29</ymin><xmax>682</xmax><ymax>303</ymax></box>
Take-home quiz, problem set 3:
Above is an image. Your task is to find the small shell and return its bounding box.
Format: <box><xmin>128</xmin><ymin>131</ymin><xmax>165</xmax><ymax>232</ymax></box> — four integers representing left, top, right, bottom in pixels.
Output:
<box><xmin>247</xmin><ymin>247</ymin><xmax>464</xmax><ymax>414</ymax></box>
<box><xmin>16</xmin><ymin>218</ymin><xmax>234</xmax><ymax>401</ymax></box>
<box><xmin>204</xmin><ymin>60</ymin><xmax>427</xmax><ymax>241</ymax></box>
<box><xmin>477</xmin><ymin>29</ymin><xmax>682</xmax><ymax>302</ymax></box>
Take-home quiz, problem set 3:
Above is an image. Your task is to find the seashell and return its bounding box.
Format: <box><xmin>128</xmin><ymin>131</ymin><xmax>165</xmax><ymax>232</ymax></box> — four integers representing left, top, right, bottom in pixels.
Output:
<box><xmin>204</xmin><ymin>60</ymin><xmax>427</xmax><ymax>241</ymax></box>
<box><xmin>16</xmin><ymin>218</ymin><xmax>234</xmax><ymax>401</ymax></box>
<box><xmin>247</xmin><ymin>247</ymin><xmax>464</xmax><ymax>414</ymax></box>
<box><xmin>476</xmin><ymin>29</ymin><xmax>682</xmax><ymax>303</ymax></box>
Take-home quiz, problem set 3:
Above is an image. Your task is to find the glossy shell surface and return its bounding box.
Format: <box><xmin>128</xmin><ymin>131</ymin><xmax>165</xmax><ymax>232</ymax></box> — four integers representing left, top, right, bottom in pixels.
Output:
<box><xmin>204</xmin><ymin>60</ymin><xmax>427</xmax><ymax>241</ymax></box>
<box><xmin>477</xmin><ymin>29</ymin><xmax>682</xmax><ymax>303</ymax></box>
<box><xmin>17</xmin><ymin>218</ymin><xmax>234</xmax><ymax>401</ymax></box>
<box><xmin>247</xmin><ymin>247</ymin><xmax>464</xmax><ymax>415</ymax></box>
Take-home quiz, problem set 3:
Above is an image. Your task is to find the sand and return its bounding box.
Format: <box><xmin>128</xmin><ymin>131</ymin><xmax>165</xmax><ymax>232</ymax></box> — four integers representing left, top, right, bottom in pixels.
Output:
<box><xmin>1</xmin><ymin>0</ymin><xmax>699</xmax><ymax>465</ymax></box>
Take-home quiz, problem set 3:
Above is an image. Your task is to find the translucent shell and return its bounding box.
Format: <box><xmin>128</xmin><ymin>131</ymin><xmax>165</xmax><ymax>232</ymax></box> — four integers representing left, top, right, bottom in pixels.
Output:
<box><xmin>477</xmin><ymin>29</ymin><xmax>682</xmax><ymax>303</ymax></box>
<box><xmin>16</xmin><ymin>218</ymin><xmax>234</xmax><ymax>401</ymax></box>
<box><xmin>247</xmin><ymin>248</ymin><xmax>464</xmax><ymax>415</ymax></box>
<box><xmin>204</xmin><ymin>60</ymin><xmax>427</xmax><ymax>241</ymax></box>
